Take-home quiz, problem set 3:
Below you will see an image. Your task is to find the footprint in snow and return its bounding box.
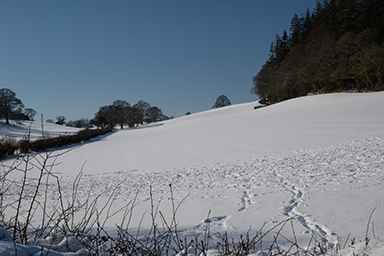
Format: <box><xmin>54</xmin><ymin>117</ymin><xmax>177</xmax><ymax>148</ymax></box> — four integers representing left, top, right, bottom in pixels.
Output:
<box><xmin>238</xmin><ymin>190</ymin><xmax>253</xmax><ymax>212</ymax></box>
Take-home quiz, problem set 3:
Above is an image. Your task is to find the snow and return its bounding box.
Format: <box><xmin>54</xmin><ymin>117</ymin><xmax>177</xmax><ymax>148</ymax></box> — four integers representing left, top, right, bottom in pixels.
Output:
<box><xmin>0</xmin><ymin>119</ymin><xmax>80</xmax><ymax>140</ymax></box>
<box><xmin>1</xmin><ymin>92</ymin><xmax>384</xmax><ymax>255</ymax></box>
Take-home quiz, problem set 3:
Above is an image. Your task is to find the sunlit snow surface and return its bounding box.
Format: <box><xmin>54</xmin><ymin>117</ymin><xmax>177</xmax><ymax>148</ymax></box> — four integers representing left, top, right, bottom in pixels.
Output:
<box><xmin>0</xmin><ymin>119</ymin><xmax>80</xmax><ymax>140</ymax></box>
<box><xmin>1</xmin><ymin>92</ymin><xmax>384</xmax><ymax>255</ymax></box>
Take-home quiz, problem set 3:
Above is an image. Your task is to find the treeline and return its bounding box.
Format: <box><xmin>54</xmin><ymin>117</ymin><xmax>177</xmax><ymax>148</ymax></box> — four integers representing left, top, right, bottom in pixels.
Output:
<box><xmin>47</xmin><ymin>100</ymin><xmax>171</xmax><ymax>129</ymax></box>
<box><xmin>251</xmin><ymin>0</ymin><xmax>384</xmax><ymax>104</ymax></box>
<box><xmin>91</xmin><ymin>100</ymin><xmax>171</xmax><ymax>129</ymax></box>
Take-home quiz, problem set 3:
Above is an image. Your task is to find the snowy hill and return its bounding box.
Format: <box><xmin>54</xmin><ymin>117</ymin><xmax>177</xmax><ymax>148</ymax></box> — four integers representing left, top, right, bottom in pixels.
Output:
<box><xmin>36</xmin><ymin>92</ymin><xmax>384</xmax><ymax>174</ymax></box>
<box><xmin>0</xmin><ymin>119</ymin><xmax>80</xmax><ymax>140</ymax></box>
<box><xmin>1</xmin><ymin>92</ymin><xmax>384</xmax><ymax>255</ymax></box>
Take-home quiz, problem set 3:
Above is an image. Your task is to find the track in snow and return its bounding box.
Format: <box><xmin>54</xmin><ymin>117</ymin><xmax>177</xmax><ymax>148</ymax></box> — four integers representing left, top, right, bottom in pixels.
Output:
<box><xmin>2</xmin><ymin>93</ymin><xmax>384</xmax><ymax>252</ymax></box>
<box><xmin>39</xmin><ymin>136</ymin><xmax>384</xmax><ymax>245</ymax></box>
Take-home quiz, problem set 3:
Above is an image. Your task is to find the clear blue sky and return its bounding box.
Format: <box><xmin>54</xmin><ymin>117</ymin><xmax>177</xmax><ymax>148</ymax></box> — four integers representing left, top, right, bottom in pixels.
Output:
<box><xmin>1</xmin><ymin>0</ymin><xmax>316</xmax><ymax>121</ymax></box>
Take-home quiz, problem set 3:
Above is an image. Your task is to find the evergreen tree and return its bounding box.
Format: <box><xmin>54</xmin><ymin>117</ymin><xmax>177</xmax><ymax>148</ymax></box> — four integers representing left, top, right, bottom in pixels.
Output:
<box><xmin>360</xmin><ymin>0</ymin><xmax>384</xmax><ymax>42</ymax></box>
<box><xmin>269</xmin><ymin>34</ymin><xmax>280</xmax><ymax>61</ymax></box>
<box><xmin>252</xmin><ymin>0</ymin><xmax>384</xmax><ymax>104</ymax></box>
<box><xmin>312</xmin><ymin>0</ymin><xmax>328</xmax><ymax>27</ymax></box>
<box><xmin>269</xmin><ymin>31</ymin><xmax>290</xmax><ymax>66</ymax></box>
<box><xmin>339</xmin><ymin>0</ymin><xmax>360</xmax><ymax>34</ymax></box>
<box><xmin>280</xmin><ymin>30</ymin><xmax>290</xmax><ymax>61</ymax></box>
<box><xmin>289</xmin><ymin>13</ymin><xmax>302</xmax><ymax>47</ymax></box>
<box><xmin>327</xmin><ymin>0</ymin><xmax>342</xmax><ymax>35</ymax></box>
<box><xmin>302</xmin><ymin>9</ymin><xmax>313</xmax><ymax>41</ymax></box>
<box><xmin>212</xmin><ymin>95</ymin><xmax>231</xmax><ymax>108</ymax></box>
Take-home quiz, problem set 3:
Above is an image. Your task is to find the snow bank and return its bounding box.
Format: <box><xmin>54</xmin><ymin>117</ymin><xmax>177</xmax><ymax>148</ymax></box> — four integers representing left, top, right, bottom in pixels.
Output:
<box><xmin>0</xmin><ymin>228</ymin><xmax>88</xmax><ymax>256</ymax></box>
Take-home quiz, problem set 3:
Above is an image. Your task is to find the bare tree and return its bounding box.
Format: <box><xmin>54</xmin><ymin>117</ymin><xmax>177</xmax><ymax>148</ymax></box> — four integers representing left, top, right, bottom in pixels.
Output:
<box><xmin>122</xmin><ymin>107</ymin><xmax>138</xmax><ymax>127</ymax></box>
<box><xmin>133</xmin><ymin>100</ymin><xmax>151</xmax><ymax>125</ymax></box>
<box><xmin>94</xmin><ymin>105</ymin><xmax>117</xmax><ymax>128</ymax></box>
<box><xmin>24</xmin><ymin>108</ymin><xmax>37</xmax><ymax>121</ymax></box>
<box><xmin>55</xmin><ymin>116</ymin><xmax>66</xmax><ymax>125</ymax></box>
<box><xmin>66</xmin><ymin>118</ymin><xmax>89</xmax><ymax>128</ymax></box>
<box><xmin>112</xmin><ymin>100</ymin><xmax>130</xmax><ymax>129</ymax></box>
<box><xmin>0</xmin><ymin>88</ymin><xmax>25</xmax><ymax>124</ymax></box>
<box><xmin>145</xmin><ymin>106</ymin><xmax>163</xmax><ymax>123</ymax></box>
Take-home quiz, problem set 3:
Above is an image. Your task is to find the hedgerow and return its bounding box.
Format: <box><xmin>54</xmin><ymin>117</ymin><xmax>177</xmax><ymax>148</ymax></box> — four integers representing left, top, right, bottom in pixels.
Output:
<box><xmin>0</xmin><ymin>128</ymin><xmax>112</xmax><ymax>159</ymax></box>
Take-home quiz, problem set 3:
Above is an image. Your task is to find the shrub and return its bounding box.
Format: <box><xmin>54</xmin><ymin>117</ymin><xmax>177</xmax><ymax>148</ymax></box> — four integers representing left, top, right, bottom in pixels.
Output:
<box><xmin>17</xmin><ymin>139</ymin><xmax>30</xmax><ymax>154</ymax></box>
<box><xmin>0</xmin><ymin>136</ymin><xmax>18</xmax><ymax>159</ymax></box>
<box><xmin>1</xmin><ymin>128</ymin><xmax>112</xmax><ymax>158</ymax></box>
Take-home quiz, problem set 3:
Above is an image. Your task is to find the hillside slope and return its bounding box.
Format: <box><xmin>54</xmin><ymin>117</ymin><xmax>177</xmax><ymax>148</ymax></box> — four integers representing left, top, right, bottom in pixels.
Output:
<box><xmin>41</xmin><ymin>92</ymin><xmax>384</xmax><ymax>175</ymax></box>
<box><xmin>0</xmin><ymin>119</ymin><xmax>80</xmax><ymax>140</ymax></box>
<box><xmin>2</xmin><ymin>92</ymin><xmax>384</xmax><ymax>255</ymax></box>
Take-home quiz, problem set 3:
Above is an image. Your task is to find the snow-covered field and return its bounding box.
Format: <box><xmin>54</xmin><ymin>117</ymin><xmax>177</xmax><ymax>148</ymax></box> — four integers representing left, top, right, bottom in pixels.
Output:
<box><xmin>0</xmin><ymin>119</ymin><xmax>80</xmax><ymax>140</ymax></box>
<box><xmin>1</xmin><ymin>92</ymin><xmax>384</xmax><ymax>255</ymax></box>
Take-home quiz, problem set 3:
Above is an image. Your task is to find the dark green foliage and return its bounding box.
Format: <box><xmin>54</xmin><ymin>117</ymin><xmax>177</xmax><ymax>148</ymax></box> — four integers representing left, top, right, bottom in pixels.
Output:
<box><xmin>252</xmin><ymin>0</ymin><xmax>384</xmax><ymax>104</ymax></box>
<box><xmin>289</xmin><ymin>13</ymin><xmax>302</xmax><ymax>48</ymax></box>
<box><xmin>302</xmin><ymin>9</ymin><xmax>313</xmax><ymax>41</ymax></box>
<box><xmin>270</xmin><ymin>31</ymin><xmax>290</xmax><ymax>65</ymax></box>
<box><xmin>212</xmin><ymin>95</ymin><xmax>231</xmax><ymax>108</ymax></box>
<box><xmin>312</xmin><ymin>0</ymin><xmax>328</xmax><ymax>27</ymax></box>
